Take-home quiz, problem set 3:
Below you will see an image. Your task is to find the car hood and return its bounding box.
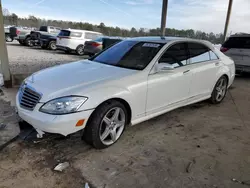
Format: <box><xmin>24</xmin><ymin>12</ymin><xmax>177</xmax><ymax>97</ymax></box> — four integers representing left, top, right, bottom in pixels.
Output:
<box><xmin>25</xmin><ymin>60</ymin><xmax>136</xmax><ymax>101</ymax></box>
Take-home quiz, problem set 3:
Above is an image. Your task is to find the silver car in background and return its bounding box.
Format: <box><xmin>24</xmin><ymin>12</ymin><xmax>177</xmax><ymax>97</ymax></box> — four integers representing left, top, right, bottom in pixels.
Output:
<box><xmin>221</xmin><ymin>33</ymin><xmax>250</xmax><ymax>73</ymax></box>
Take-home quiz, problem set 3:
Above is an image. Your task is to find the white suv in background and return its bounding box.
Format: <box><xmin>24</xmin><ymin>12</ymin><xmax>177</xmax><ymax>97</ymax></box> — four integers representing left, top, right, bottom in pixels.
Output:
<box><xmin>56</xmin><ymin>29</ymin><xmax>103</xmax><ymax>55</ymax></box>
<box><xmin>221</xmin><ymin>34</ymin><xmax>250</xmax><ymax>73</ymax></box>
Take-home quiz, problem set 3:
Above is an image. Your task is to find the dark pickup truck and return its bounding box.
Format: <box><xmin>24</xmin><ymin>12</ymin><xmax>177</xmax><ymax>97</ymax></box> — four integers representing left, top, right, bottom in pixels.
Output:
<box><xmin>29</xmin><ymin>26</ymin><xmax>61</xmax><ymax>49</ymax></box>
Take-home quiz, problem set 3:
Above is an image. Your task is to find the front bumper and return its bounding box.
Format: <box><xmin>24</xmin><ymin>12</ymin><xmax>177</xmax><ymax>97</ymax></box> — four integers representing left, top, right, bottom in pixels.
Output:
<box><xmin>84</xmin><ymin>46</ymin><xmax>101</xmax><ymax>54</ymax></box>
<box><xmin>16</xmin><ymin>93</ymin><xmax>94</xmax><ymax>136</ymax></box>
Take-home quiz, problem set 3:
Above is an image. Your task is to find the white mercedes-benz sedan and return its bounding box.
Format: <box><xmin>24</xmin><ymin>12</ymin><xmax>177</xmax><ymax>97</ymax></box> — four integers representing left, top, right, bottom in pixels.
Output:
<box><xmin>16</xmin><ymin>37</ymin><xmax>235</xmax><ymax>149</ymax></box>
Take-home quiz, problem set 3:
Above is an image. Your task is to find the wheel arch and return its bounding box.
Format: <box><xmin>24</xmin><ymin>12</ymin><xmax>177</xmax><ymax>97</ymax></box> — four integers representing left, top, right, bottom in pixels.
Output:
<box><xmin>87</xmin><ymin>97</ymin><xmax>132</xmax><ymax>126</ymax></box>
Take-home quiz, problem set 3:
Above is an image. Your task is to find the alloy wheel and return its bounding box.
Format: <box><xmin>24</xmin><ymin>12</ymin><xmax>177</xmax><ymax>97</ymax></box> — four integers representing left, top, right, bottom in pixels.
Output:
<box><xmin>215</xmin><ymin>78</ymin><xmax>227</xmax><ymax>102</ymax></box>
<box><xmin>99</xmin><ymin>107</ymin><xmax>126</xmax><ymax>146</ymax></box>
<box><xmin>77</xmin><ymin>46</ymin><xmax>84</xmax><ymax>55</ymax></box>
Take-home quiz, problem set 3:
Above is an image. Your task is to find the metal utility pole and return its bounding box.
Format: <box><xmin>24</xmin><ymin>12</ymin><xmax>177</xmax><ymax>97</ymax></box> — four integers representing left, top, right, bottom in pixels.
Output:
<box><xmin>0</xmin><ymin>0</ymin><xmax>11</xmax><ymax>87</ymax></box>
<box><xmin>160</xmin><ymin>0</ymin><xmax>168</xmax><ymax>37</ymax></box>
<box><xmin>223</xmin><ymin>0</ymin><xmax>233</xmax><ymax>42</ymax></box>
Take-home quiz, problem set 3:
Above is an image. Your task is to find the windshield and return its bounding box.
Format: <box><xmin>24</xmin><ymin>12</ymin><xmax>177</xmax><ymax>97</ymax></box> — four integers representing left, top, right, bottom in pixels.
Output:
<box><xmin>92</xmin><ymin>40</ymin><xmax>164</xmax><ymax>70</ymax></box>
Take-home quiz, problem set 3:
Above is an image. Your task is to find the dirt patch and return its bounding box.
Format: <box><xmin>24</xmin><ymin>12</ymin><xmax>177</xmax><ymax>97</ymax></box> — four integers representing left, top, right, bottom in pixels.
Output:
<box><xmin>1</xmin><ymin>77</ymin><xmax>250</xmax><ymax>188</ymax></box>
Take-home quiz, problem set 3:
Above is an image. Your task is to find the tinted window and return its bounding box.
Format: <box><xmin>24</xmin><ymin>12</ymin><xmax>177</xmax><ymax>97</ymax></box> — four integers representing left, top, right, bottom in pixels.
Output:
<box><xmin>92</xmin><ymin>41</ymin><xmax>163</xmax><ymax>70</ymax></box>
<box><xmin>70</xmin><ymin>32</ymin><xmax>82</xmax><ymax>37</ymax></box>
<box><xmin>58</xmin><ymin>30</ymin><xmax>70</xmax><ymax>37</ymax></box>
<box><xmin>209</xmin><ymin>51</ymin><xmax>219</xmax><ymax>60</ymax></box>
<box><xmin>39</xmin><ymin>26</ymin><xmax>48</xmax><ymax>32</ymax></box>
<box><xmin>85</xmin><ymin>32</ymin><xmax>102</xmax><ymax>40</ymax></box>
<box><xmin>223</xmin><ymin>37</ymin><xmax>250</xmax><ymax>49</ymax></box>
<box><xmin>188</xmin><ymin>43</ymin><xmax>210</xmax><ymax>64</ymax></box>
<box><xmin>159</xmin><ymin>43</ymin><xmax>188</xmax><ymax>68</ymax></box>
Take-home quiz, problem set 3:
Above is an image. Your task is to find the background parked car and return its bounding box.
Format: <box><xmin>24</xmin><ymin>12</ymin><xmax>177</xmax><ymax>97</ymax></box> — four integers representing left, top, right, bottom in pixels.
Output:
<box><xmin>56</xmin><ymin>29</ymin><xmax>103</xmax><ymax>55</ymax></box>
<box><xmin>84</xmin><ymin>37</ymin><xmax>123</xmax><ymax>56</ymax></box>
<box><xmin>14</xmin><ymin>27</ymin><xmax>36</xmax><ymax>45</ymax></box>
<box><xmin>40</xmin><ymin>36</ymin><xmax>57</xmax><ymax>50</ymax></box>
<box><xmin>221</xmin><ymin>33</ymin><xmax>250</xmax><ymax>73</ymax></box>
<box><xmin>4</xmin><ymin>27</ymin><xmax>14</xmax><ymax>42</ymax></box>
<box><xmin>29</xmin><ymin>26</ymin><xmax>61</xmax><ymax>47</ymax></box>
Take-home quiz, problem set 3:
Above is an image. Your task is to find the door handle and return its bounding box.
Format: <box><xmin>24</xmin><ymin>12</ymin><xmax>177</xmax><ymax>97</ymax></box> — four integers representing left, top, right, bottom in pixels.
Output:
<box><xmin>215</xmin><ymin>62</ymin><xmax>220</xmax><ymax>66</ymax></box>
<box><xmin>183</xmin><ymin>70</ymin><xmax>190</xmax><ymax>74</ymax></box>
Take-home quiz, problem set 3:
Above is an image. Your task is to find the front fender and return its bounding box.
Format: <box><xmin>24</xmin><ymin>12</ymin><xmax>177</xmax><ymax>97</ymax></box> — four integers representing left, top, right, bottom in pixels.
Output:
<box><xmin>78</xmin><ymin>86</ymin><xmax>134</xmax><ymax>112</ymax></box>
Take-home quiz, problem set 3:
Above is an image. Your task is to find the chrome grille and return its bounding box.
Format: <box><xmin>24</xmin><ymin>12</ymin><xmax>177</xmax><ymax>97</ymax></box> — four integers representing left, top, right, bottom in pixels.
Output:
<box><xmin>19</xmin><ymin>86</ymin><xmax>42</xmax><ymax>111</ymax></box>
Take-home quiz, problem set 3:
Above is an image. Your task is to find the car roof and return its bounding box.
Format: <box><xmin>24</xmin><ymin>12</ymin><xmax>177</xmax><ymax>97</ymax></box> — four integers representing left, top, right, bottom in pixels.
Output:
<box><xmin>229</xmin><ymin>33</ymin><xmax>250</xmax><ymax>38</ymax></box>
<box><xmin>126</xmin><ymin>36</ymin><xmax>205</xmax><ymax>44</ymax></box>
<box><xmin>64</xmin><ymin>29</ymin><xmax>102</xmax><ymax>34</ymax></box>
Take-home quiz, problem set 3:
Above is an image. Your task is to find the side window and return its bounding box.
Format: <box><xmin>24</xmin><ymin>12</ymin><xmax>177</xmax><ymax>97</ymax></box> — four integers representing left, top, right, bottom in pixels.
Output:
<box><xmin>188</xmin><ymin>43</ymin><xmax>210</xmax><ymax>64</ymax></box>
<box><xmin>159</xmin><ymin>43</ymin><xmax>188</xmax><ymax>68</ymax></box>
<box><xmin>209</xmin><ymin>50</ymin><xmax>219</xmax><ymax>60</ymax></box>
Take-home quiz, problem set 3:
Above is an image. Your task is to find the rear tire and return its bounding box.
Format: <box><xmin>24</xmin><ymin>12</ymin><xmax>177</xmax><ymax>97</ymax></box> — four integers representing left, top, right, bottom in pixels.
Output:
<box><xmin>48</xmin><ymin>41</ymin><xmax>57</xmax><ymax>50</ymax></box>
<box><xmin>210</xmin><ymin>76</ymin><xmax>228</xmax><ymax>104</ymax></box>
<box><xmin>82</xmin><ymin>100</ymin><xmax>128</xmax><ymax>149</ymax></box>
<box><xmin>76</xmin><ymin>45</ymin><xmax>85</xmax><ymax>56</ymax></box>
<box><xmin>25</xmin><ymin>37</ymin><xmax>33</xmax><ymax>47</ymax></box>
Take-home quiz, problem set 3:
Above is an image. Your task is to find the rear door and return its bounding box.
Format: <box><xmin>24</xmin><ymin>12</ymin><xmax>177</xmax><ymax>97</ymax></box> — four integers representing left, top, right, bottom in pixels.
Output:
<box><xmin>188</xmin><ymin>42</ymin><xmax>219</xmax><ymax>98</ymax></box>
<box><xmin>57</xmin><ymin>30</ymin><xmax>70</xmax><ymax>47</ymax></box>
<box><xmin>57</xmin><ymin>30</ymin><xmax>83</xmax><ymax>50</ymax></box>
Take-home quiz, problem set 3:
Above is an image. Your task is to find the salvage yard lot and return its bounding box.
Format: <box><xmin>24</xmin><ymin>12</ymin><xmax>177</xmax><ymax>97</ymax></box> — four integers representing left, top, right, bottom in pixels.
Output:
<box><xmin>1</xmin><ymin>42</ymin><xmax>250</xmax><ymax>188</ymax></box>
<box><xmin>7</xmin><ymin>41</ymin><xmax>85</xmax><ymax>74</ymax></box>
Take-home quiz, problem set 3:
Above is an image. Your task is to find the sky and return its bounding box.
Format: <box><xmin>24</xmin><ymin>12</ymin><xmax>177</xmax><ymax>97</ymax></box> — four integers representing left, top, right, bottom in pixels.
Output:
<box><xmin>2</xmin><ymin>0</ymin><xmax>250</xmax><ymax>34</ymax></box>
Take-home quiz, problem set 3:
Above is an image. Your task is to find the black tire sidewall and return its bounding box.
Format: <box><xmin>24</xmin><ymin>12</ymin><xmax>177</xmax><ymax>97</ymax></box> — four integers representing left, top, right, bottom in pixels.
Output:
<box><xmin>49</xmin><ymin>41</ymin><xmax>56</xmax><ymax>50</ymax></box>
<box><xmin>76</xmin><ymin>45</ymin><xmax>84</xmax><ymax>55</ymax></box>
<box><xmin>83</xmin><ymin>100</ymin><xmax>128</xmax><ymax>149</ymax></box>
<box><xmin>25</xmin><ymin>37</ymin><xmax>33</xmax><ymax>47</ymax></box>
<box><xmin>211</xmin><ymin>76</ymin><xmax>228</xmax><ymax>104</ymax></box>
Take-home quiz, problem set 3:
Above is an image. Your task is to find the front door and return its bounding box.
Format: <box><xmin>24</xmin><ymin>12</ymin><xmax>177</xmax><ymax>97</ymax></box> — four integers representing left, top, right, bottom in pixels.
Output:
<box><xmin>146</xmin><ymin>43</ymin><xmax>192</xmax><ymax>115</ymax></box>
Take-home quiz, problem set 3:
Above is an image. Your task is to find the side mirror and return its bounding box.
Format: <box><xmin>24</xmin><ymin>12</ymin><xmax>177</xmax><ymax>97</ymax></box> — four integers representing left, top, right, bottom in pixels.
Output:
<box><xmin>157</xmin><ymin>63</ymin><xmax>174</xmax><ymax>72</ymax></box>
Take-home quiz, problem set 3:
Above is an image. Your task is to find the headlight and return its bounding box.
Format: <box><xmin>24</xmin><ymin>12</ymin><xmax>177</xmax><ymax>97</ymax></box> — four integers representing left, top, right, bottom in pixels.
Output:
<box><xmin>39</xmin><ymin>96</ymin><xmax>88</xmax><ymax>115</ymax></box>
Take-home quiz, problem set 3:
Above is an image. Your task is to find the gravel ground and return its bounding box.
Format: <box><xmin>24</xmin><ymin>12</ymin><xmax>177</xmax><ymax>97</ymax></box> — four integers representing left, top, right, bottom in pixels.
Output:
<box><xmin>0</xmin><ymin>77</ymin><xmax>250</xmax><ymax>188</ymax></box>
<box><xmin>1</xmin><ymin>42</ymin><xmax>250</xmax><ymax>187</ymax></box>
<box><xmin>7</xmin><ymin>41</ymin><xmax>86</xmax><ymax>74</ymax></box>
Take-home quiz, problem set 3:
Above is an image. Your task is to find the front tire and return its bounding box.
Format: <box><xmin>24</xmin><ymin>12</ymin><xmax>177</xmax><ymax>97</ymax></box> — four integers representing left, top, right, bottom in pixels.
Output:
<box><xmin>210</xmin><ymin>76</ymin><xmax>228</xmax><ymax>104</ymax></box>
<box><xmin>83</xmin><ymin>100</ymin><xmax>128</xmax><ymax>149</ymax></box>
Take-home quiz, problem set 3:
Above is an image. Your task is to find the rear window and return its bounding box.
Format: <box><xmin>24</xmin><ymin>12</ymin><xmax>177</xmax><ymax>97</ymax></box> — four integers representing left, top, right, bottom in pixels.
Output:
<box><xmin>58</xmin><ymin>30</ymin><xmax>82</xmax><ymax>37</ymax></box>
<box><xmin>58</xmin><ymin>30</ymin><xmax>70</xmax><ymax>37</ymax></box>
<box><xmin>39</xmin><ymin>26</ymin><xmax>48</xmax><ymax>32</ymax></box>
<box><xmin>223</xmin><ymin>37</ymin><xmax>250</xmax><ymax>49</ymax></box>
<box><xmin>85</xmin><ymin>32</ymin><xmax>102</xmax><ymax>40</ymax></box>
